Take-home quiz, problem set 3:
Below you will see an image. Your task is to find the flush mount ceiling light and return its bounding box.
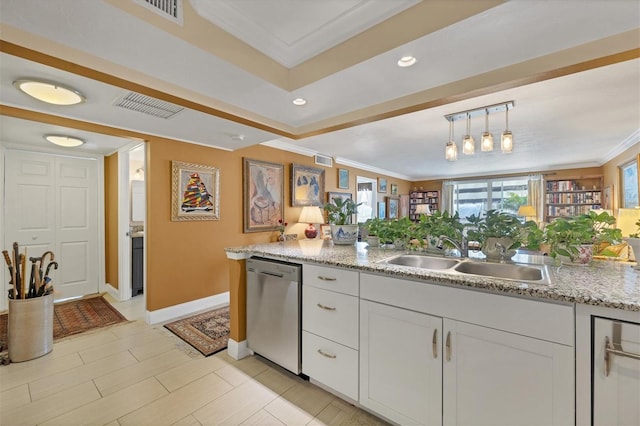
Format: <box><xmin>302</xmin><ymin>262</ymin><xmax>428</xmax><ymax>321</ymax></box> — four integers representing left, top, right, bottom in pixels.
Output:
<box><xmin>44</xmin><ymin>134</ymin><xmax>85</xmax><ymax>147</ymax></box>
<box><xmin>445</xmin><ymin>119</ymin><xmax>458</xmax><ymax>161</ymax></box>
<box><xmin>14</xmin><ymin>79</ymin><xmax>85</xmax><ymax>105</ymax></box>
<box><xmin>480</xmin><ymin>109</ymin><xmax>494</xmax><ymax>152</ymax></box>
<box><xmin>292</xmin><ymin>98</ymin><xmax>307</xmax><ymax>106</ymax></box>
<box><xmin>444</xmin><ymin>101</ymin><xmax>514</xmax><ymax>161</ymax></box>
<box><xmin>397</xmin><ymin>56</ymin><xmax>416</xmax><ymax>67</ymax></box>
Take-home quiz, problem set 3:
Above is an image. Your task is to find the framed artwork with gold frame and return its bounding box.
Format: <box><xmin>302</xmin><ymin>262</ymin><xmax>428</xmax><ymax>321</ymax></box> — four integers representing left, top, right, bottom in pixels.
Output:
<box><xmin>171</xmin><ymin>160</ymin><xmax>220</xmax><ymax>221</ymax></box>
<box><xmin>243</xmin><ymin>158</ymin><xmax>284</xmax><ymax>233</ymax></box>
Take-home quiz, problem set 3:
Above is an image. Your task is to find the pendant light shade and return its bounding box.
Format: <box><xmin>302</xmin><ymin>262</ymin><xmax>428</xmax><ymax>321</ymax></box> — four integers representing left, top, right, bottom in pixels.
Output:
<box><xmin>462</xmin><ymin>113</ymin><xmax>475</xmax><ymax>155</ymax></box>
<box><xmin>480</xmin><ymin>109</ymin><xmax>494</xmax><ymax>151</ymax></box>
<box><xmin>501</xmin><ymin>107</ymin><xmax>514</xmax><ymax>153</ymax></box>
<box><xmin>445</xmin><ymin>119</ymin><xmax>457</xmax><ymax>161</ymax></box>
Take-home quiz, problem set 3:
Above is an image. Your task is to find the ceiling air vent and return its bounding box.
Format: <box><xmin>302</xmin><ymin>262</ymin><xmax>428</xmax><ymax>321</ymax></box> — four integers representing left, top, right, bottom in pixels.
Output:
<box><xmin>315</xmin><ymin>154</ymin><xmax>333</xmax><ymax>167</ymax></box>
<box><xmin>135</xmin><ymin>0</ymin><xmax>182</xmax><ymax>23</ymax></box>
<box><xmin>114</xmin><ymin>92</ymin><xmax>184</xmax><ymax>119</ymax></box>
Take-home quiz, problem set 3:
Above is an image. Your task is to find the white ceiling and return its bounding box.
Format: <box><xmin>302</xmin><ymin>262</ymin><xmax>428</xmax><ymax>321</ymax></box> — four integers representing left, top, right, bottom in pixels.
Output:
<box><xmin>0</xmin><ymin>0</ymin><xmax>638</xmax><ymax>180</ymax></box>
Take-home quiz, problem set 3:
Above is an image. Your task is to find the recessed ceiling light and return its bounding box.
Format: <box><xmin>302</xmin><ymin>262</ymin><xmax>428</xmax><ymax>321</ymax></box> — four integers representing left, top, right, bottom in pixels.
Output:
<box><xmin>292</xmin><ymin>98</ymin><xmax>307</xmax><ymax>106</ymax></box>
<box><xmin>44</xmin><ymin>135</ymin><xmax>85</xmax><ymax>147</ymax></box>
<box><xmin>397</xmin><ymin>56</ymin><xmax>417</xmax><ymax>67</ymax></box>
<box><xmin>14</xmin><ymin>79</ymin><xmax>85</xmax><ymax>105</ymax></box>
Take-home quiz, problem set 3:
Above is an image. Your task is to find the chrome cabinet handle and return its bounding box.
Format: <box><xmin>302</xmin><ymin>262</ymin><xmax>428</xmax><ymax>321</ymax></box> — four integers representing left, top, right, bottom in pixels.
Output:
<box><xmin>317</xmin><ymin>303</ymin><xmax>336</xmax><ymax>311</ymax></box>
<box><xmin>317</xmin><ymin>349</ymin><xmax>337</xmax><ymax>359</ymax></box>
<box><xmin>604</xmin><ymin>322</ymin><xmax>640</xmax><ymax>377</ymax></box>
<box><xmin>317</xmin><ymin>276</ymin><xmax>337</xmax><ymax>281</ymax></box>
<box><xmin>432</xmin><ymin>329</ymin><xmax>438</xmax><ymax>359</ymax></box>
<box><xmin>445</xmin><ymin>331</ymin><xmax>452</xmax><ymax>362</ymax></box>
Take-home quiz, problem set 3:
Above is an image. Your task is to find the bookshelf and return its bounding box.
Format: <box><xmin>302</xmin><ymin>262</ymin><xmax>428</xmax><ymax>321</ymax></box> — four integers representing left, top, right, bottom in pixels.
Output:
<box><xmin>544</xmin><ymin>176</ymin><xmax>603</xmax><ymax>221</ymax></box>
<box><xmin>409</xmin><ymin>190</ymin><xmax>439</xmax><ymax>221</ymax></box>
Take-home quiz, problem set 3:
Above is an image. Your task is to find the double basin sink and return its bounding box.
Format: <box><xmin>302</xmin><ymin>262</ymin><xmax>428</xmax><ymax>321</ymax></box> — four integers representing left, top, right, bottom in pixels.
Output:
<box><xmin>380</xmin><ymin>253</ymin><xmax>552</xmax><ymax>285</ymax></box>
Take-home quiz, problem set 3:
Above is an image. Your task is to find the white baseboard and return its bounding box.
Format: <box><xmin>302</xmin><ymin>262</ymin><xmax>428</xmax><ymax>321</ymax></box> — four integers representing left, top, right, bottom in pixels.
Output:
<box><xmin>146</xmin><ymin>291</ymin><xmax>230</xmax><ymax>324</ymax></box>
<box><xmin>102</xmin><ymin>283</ymin><xmax>120</xmax><ymax>301</ymax></box>
<box><xmin>227</xmin><ymin>338</ymin><xmax>252</xmax><ymax>360</ymax></box>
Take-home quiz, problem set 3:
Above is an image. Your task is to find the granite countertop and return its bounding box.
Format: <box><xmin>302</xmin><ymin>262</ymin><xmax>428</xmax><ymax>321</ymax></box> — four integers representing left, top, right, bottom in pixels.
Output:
<box><xmin>226</xmin><ymin>240</ymin><xmax>640</xmax><ymax>312</ymax></box>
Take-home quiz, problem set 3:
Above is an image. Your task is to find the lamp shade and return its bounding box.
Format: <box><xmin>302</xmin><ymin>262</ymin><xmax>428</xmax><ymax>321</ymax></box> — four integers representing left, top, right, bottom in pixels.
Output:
<box><xmin>299</xmin><ymin>206</ymin><xmax>324</xmax><ymax>239</ymax></box>
<box><xmin>517</xmin><ymin>205</ymin><xmax>536</xmax><ymax>217</ymax></box>
<box><xmin>415</xmin><ymin>204</ymin><xmax>431</xmax><ymax>215</ymax></box>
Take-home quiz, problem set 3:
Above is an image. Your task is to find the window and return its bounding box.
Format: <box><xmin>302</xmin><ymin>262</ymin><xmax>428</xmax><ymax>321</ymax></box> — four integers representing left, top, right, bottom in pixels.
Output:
<box><xmin>620</xmin><ymin>159</ymin><xmax>639</xmax><ymax>208</ymax></box>
<box><xmin>451</xmin><ymin>177</ymin><xmax>528</xmax><ymax>222</ymax></box>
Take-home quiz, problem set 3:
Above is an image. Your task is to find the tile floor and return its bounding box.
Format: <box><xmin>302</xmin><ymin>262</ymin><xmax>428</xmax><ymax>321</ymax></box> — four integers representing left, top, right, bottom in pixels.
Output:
<box><xmin>0</xmin><ymin>295</ymin><xmax>388</xmax><ymax>426</ymax></box>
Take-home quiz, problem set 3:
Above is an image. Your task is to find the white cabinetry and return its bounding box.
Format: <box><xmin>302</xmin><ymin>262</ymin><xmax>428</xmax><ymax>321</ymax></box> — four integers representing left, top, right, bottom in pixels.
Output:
<box><xmin>302</xmin><ymin>264</ymin><xmax>359</xmax><ymax>400</ymax></box>
<box><xmin>360</xmin><ymin>300</ymin><xmax>442</xmax><ymax>425</ymax></box>
<box><xmin>593</xmin><ymin>318</ymin><xmax>640</xmax><ymax>426</ymax></box>
<box><xmin>360</xmin><ymin>273</ymin><xmax>574</xmax><ymax>426</ymax></box>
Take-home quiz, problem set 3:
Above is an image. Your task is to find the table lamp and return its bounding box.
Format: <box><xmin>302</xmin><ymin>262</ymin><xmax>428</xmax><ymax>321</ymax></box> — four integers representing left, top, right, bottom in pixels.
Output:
<box><xmin>299</xmin><ymin>206</ymin><xmax>324</xmax><ymax>239</ymax></box>
<box><xmin>415</xmin><ymin>204</ymin><xmax>431</xmax><ymax>216</ymax></box>
<box><xmin>517</xmin><ymin>205</ymin><xmax>537</xmax><ymax>222</ymax></box>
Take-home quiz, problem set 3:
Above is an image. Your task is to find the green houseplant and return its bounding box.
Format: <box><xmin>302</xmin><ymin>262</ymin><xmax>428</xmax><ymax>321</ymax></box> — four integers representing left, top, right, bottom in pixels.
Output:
<box><xmin>363</xmin><ymin>217</ymin><xmax>384</xmax><ymax>247</ymax></box>
<box><xmin>415</xmin><ymin>210</ymin><xmax>464</xmax><ymax>251</ymax></box>
<box><xmin>544</xmin><ymin>211</ymin><xmax>621</xmax><ymax>264</ymax></box>
<box><xmin>323</xmin><ymin>197</ymin><xmax>362</xmax><ymax>245</ymax></box>
<box><xmin>467</xmin><ymin>209</ymin><xmax>525</xmax><ymax>260</ymax></box>
<box><xmin>624</xmin><ymin>219</ymin><xmax>640</xmax><ymax>261</ymax></box>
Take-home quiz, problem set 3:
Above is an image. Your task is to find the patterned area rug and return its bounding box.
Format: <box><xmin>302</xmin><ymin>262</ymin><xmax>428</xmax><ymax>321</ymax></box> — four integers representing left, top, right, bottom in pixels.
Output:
<box><xmin>164</xmin><ymin>306</ymin><xmax>230</xmax><ymax>357</ymax></box>
<box><xmin>0</xmin><ymin>295</ymin><xmax>128</xmax><ymax>352</ymax></box>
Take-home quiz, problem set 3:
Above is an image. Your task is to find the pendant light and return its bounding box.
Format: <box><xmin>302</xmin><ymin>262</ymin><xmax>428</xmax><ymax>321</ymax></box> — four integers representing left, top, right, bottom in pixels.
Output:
<box><xmin>462</xmin><ymin>112</ymin><xmax>475</xmax><ymax>155</ymax></box>
<box><xmin>445</xmin><ymin>119</ymin><xmax>457</xmax><ymax>161</ymax></box>
<box><xmin>501</xmin><ymin>106</ymin><xmax>514</xmax><ymax>153</ymax></box>
<box><xmin>480</xmin><ymin>108</ymin><xmax>494</xmax><ymax>151</ymax></box>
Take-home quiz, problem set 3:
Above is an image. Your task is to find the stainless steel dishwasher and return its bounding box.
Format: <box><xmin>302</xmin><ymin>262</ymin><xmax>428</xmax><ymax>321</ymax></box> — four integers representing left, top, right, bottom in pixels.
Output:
<box><xmin>246</xmin><ymin>257</ymin><xmax>302</xmax><ymax>374</ymax></box>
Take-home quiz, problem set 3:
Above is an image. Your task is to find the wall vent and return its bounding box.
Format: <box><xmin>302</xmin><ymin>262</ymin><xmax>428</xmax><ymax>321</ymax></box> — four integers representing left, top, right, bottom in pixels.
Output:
<box><xmin>315</xmin><ymin>154</ymin><xmax>333</xmax><ymax>167</ymax></box>
<box><xmin>114</xmin><ymin>92</ymin><xmax>184</xmax><ymax>119</ymax></box>
<box><xmin>135</xmin><ymin>0</ymin><xmax>182</xmax><ymax>23</ymax></box>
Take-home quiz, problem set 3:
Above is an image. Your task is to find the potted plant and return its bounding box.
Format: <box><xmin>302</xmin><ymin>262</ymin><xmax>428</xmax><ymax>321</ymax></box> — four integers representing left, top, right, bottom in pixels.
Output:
<box><xmin>624</xmin><ymin>219</ymin><xmax>640</xmax><ymax>261</ymax></box>
<box><xmin>415</xmin><ymin>210</ymin><xmax>464</xmax><ymax>252</ymax></box>
<box><xmin>467</xmin><ymin>209</ymin><xmax>524</xmax><ymax>260</ymax></box>
<box><xmin>544</xmin><ymin>211</ymin><xmax>621</xmax><ymax>264</ymax></box>
<box><xmin>323</xmin><ymin>197</ymin><xmax>362</xmax><ymax>245</ymax></box>
<box><xmin>363</xmin><ymin>217</ymin><xmax>384</xmax><ymax>247</ymax></box>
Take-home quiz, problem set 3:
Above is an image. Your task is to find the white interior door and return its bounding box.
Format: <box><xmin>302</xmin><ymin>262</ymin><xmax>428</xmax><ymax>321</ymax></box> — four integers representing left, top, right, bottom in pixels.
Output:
<box><xmin>5</xmin><ymin>151</ymin><xmax>99</xmax><ymax>301</ymax></box>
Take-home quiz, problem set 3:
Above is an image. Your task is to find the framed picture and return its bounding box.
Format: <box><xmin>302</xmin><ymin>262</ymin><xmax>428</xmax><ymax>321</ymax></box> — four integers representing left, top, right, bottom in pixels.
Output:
<box><xmin>399</xmin><ymin>194</ymin><xmax>410</xmax><ymax>218</ymax></box>
<box><xmin>391</xmin><ymin>183</ymin><xmax>398</xmax><ymax>195</ymax></box>
<box><xmin>603</xmin><ymin>185</ymin><xmax>612</xmax><ymax>210</ymax></box>
<box><xmin>386</xmin><ymin>196</ymin><xmax>399</xmax><ymax>219</ymax></box>
<box><xmin>320</xmin><ymin>224</ymin><xmax>332</xmax><ymax>240</ymax></box>
<box><xmin>291</xmin><ymin>164</ymin><xmax>325</xmax><ymax>206</ymax></box>
<box><xmin>171</xmin><ymin>160</ymin><xmax>220</xmax><ymax>221</ymax></box>
<box><xmin>378</xmin><ymin>177</ymin><xmax>387</xmax><ymax>193</ymax></box>
<box><xmin>378</xmin><ymin>201</ymin><xmax>386</xmax><ymax>219</ymax></box>
<box><xmin>338</xmin><ymin>168</ymin><xmax>349</xmax><ymax>189</ymax></box>
<box><xmin>243</xmin><ymin>158</ymin><xmax>284</xmax><ymax>233</ymax></box>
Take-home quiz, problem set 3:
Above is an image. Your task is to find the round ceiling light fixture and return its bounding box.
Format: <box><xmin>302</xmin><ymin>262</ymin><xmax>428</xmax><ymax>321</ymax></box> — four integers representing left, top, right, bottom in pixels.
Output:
<box><xmin>397</xmin><ymin>56</ymin><xmax>417</xmax><ymax>67</ymax></box>
<box><xmin>14</xmin><ymin>79</ymin><xmax>85</xmax><ymax>105</ymax></box>
<box><xmin>44</xmin><ymin>135</ymin><xmax>85</xmax><ymax>147</ymax></box>
<box><xmin>292</xmin><ymin>98</ymin><xmax>307</xmax><ymax>106</ymax></box>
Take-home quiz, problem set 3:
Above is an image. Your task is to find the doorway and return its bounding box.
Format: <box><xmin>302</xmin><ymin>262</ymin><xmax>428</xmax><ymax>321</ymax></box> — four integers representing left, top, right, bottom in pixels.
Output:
<box><xmin>117</xmin><ymin>143</ymin><xmax>146</xmax><ymax>310</ymax></box>
<box><xmin>356</xmin><ymin>176</ymin><xmax>377</xmax><ymax>223</ymax></box>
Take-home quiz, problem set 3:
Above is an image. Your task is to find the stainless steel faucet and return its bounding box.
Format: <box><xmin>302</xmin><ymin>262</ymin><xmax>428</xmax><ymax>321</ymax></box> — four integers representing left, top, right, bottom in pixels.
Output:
<box><xmin>436</xmin><ymin>235</ymin><xmax>468</xmax><ymax>258</ymax></box>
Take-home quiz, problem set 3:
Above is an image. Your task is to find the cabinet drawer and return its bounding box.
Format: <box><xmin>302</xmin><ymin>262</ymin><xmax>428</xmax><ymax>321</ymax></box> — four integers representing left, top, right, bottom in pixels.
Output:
<box><xmin>303</xmin><ymin>264</ymin><xmax>359</xmax><ymax>296</ymax></box>
<box><xmin>303</xmin><ymin>286</ymin><xmax>358</xmax><ymax>349</ymax></box>
<box><xmin>302</xmin><ymin>331</ymin><xmax>358</xmax><ymax>400</ymax></box>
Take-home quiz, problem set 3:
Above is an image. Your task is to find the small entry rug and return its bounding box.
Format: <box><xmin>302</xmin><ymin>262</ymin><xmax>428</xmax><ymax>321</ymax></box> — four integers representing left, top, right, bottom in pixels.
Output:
<box><xmin>164</xmin><ymin>306</ymin><xmax>230</xmax><ymax>357</ymax></box>
<box><xmin>0</xmin><ymin>294</ymin><xmax>128</xmax><ymax>352</ymax></box>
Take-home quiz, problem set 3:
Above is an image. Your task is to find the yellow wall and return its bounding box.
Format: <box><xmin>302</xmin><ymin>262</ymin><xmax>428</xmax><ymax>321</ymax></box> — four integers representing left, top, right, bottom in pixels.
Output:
<box><xmin>603</xmin><ymin>143</ymin><xmax>640</xmax><ymax>210</ymax></box>
<box><xmin>143</xmin><ymin>139</ymin><xmax>410</xmax><ymax>312</ymax></box>
<box><xmin>104</xmin><ymin>153</ymin><xmax>119</xmax><ymax>289</ymax></box>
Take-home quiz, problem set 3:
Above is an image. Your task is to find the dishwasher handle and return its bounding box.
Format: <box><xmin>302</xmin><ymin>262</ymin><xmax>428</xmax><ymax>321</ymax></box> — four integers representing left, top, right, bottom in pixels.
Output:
<box><xmin>256</xmin><ymin>271</ymin><xmax>285</xmax><ymax>279</ymax></box>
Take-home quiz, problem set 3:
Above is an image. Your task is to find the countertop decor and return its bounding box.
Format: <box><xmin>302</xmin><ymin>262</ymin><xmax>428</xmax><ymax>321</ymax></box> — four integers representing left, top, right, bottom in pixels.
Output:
<box><xmin>225</xmin><ymin>241</ymin><xmax>640</xmax><ymax>312</ymax></box>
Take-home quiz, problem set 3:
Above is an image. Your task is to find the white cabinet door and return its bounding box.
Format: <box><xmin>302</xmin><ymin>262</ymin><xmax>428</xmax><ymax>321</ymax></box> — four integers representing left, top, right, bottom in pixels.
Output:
<box><xmin>443</xmin><ymin>319</ymin><xmax>574</xmax><ymax>426</ymax></box>
<box><xmin>593</xmin><ymin>318</ymin><xmax>640</xmax><ymax>426</ymax></box>
<box><xmin>360</xmin><ymin>300</ymin><xmax>442</xmax><ymax>426</ymax></box>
